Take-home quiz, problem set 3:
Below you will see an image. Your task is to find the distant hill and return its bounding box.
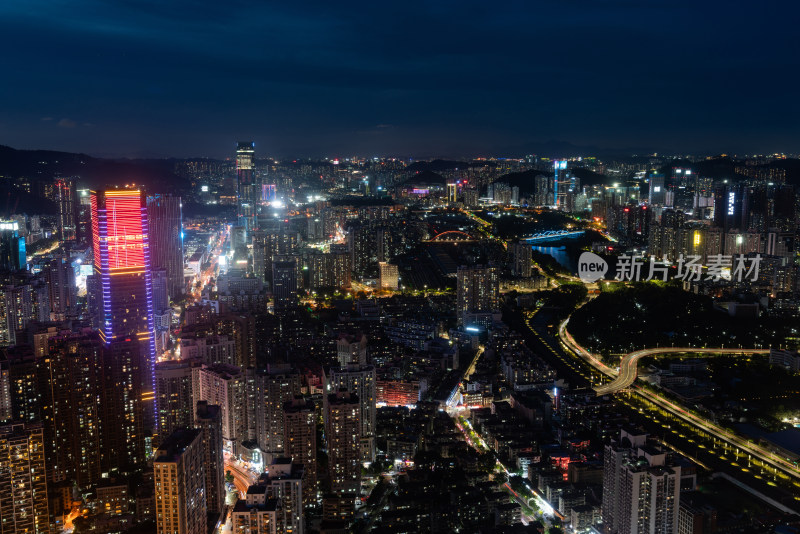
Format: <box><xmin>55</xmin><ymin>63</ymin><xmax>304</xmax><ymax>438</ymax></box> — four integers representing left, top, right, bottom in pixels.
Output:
<box><xmin>0</xmin><ymin>145</ymin><xmax>189</xmax><ymax>193</ymax></box>
<box><xmin>570</xmin><ymin>167</ymin><xmax>609</xmax><ymax>187</ymax></box>
<box><xmin>396</xmin><ymin>169</ymin><xmax>447</xmax><ymax>187</ymax></box>
<box><xmin>492</xmin><ymin>169</ymin><xmax>549</xmax><ymax>196</ymax></box>
<box><xmin>405</xmin><ymin>160</ymin><xmax>470</xmax><ymax>173</ymax></box>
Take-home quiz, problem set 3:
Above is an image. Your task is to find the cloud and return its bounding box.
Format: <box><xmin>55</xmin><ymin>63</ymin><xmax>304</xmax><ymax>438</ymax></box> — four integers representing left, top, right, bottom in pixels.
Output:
<box><xmin>57</xmin><ymin>118</ymin><xmax>77</xmax><ymax>128</ymax></box>
<box><xmin>41</xmin><ymin>117</ymin><xmax>53</xmax><ymax>121</ymax></box>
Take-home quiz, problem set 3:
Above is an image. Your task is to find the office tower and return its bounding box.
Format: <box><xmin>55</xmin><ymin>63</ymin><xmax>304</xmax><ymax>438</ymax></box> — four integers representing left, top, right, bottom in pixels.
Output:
<box><xmin>103</xmin><ymin>339</ymin><xmax>146</xmax><ymax>471</ymax></box>
<box><xmin>231</xmin><ymin>491</ymin><xmax>283</xmax><ymax>533</ymax></box>
<box><xmin>262</xmin><ymin>183</ymin><xmax>277</xmax><ymax>203</ymax></box>
<box><xmin>147</xmin><ymin>194</ymin><xmax>184</xmax><ymax>300</ymax></box>
<box><xmin>447</xmin><ymin>182</ymin><xmax>457</xmax><ymax>203</ymax></box>
<box><xmin>0</xmin><ymin>422</ymin><xmax>50</xmax><ymax>533</ymax></box>
<box><xmin>255</xmin><ymin>367</ymin><xmax>301</xmax><ymax>463</ymax></box>
<box><xmin>155</xmin><ymin>359</ymin><xmax>197</xmax><ymax>440</ymax></box>
<box><xmin>44</xmin><ymin>256</ymin><xmax>76</xmax><ymax>320</ymax></box>
<box><xmin>195</xmin><ymin>401</ymin><xmax>225</xmax><ymax>516</ymax></box>
<box><xmin>264</xmin><ymin>459</ymin><xmax>305</xmax><ymax>534</ymax></box>
<box><xmin>327</xmin><ymin>365</ymin><xmax>376</xmax><ymax>462</ymax></box>
<box><xmin>154</xmin><ymin>428</ymin><xmax>207</xmax><ymax>534</ymax></box>
<box><xmin>324</xmin><ymin>390</ymin><xmax>361</xmax><ymax>496</ymax></box>
<box><xmin>602</xmin><ymin>429</ymin><xmax>682</xmax><ymax>534</ymax></box>
<box><xmin>90</xmin><ymin>189</ymin><xmax>157</xmax><ymax>427</ymax></box>
<box><xmin>0</xmin><ymin>220</ymin><xmax>26</xmax><ymax>271</ymax></box>
<box><xmin>510</xmin><ymin>241</ymin><xmax>532</xmax><ymax>278</ymax></box>
<box><xmin>456</xmin><ymin>265</ymin><xmax>499</xmax><ymax>326</ymax></box>
<box><xmin>237</xmin><ymin>142</ymin><xmax>258</xmax><ymax>231</ymax></box>
<box><xmin>55</xmin><ymin>177</ymin><xmax>78</xmax><ymax>242</ymax></box>
<box><xmin>37</xmin><ymin>331</ymin><xmax>106</xmax><ymax>487</ymax></box>
<box><xmin>283</xmin><ymin>397</ymin><xmax>318</xmax><ymax>506</ymax></box>
<box><xmin>192</xmin><ymin>364</ymin><xmax>248</xmax><ymax>451</ymax></box>
<box><xmin>378</xmin><ymin>262</ymin><xmax>399</xmax><ymax>290</ymax></box>
<box><xmin>648</xmin><ymin>174</ymin><xmax>666</xmax><ymax>206</ymax></box>
<box><xmin>231</xmin><ymin>225</ymin><xmax>248</xmax><ymax>260</ymax></box>
<box><xmin>272</xmin><ymin>259</ymin><xmax>298</xmax><ymax>311</ymax></box>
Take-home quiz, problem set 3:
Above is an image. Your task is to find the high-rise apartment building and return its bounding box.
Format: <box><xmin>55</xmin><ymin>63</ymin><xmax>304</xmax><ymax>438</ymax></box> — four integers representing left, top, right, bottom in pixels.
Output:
<box><xmin>231</xmin><ymin>490</ymin><xmax>282</xmax><ymax>534</ymax></box>
<box><xmin>255</xmin><ymin>366</ymin><xmax>301</xmax><ymax>463</ymax></box>
<box><xmin>510</xmin><ymin>241</ymin><xmax>532</xmax><ymax>278</ymax></box>
<box><xmin>456</xmin><ymin>265</ymin><xmax>499</xmax><ymax>327</ymax></box>
<box><xmin>602</xmin><ymin>429</ymin><xmax>682</xmax><ymax>534</ymax></box>
<box><xmin>0</xmin><ymin>422</ymin><xmax>50</xmax><ymax>533</ymax></box>
<box><xmin>195</xmin><ymin>401</ymin><xmax>225</xmax><ymax>516</ymax></box>
<box><xmin>324</xmin><ymin>390</ymin><xmax>361</xmax><ymax>496</ymax></box>
<box><xmin>154</xmin><ymin>428</ymin><xmax>207</xmax><ymax>534</ymax></box>
<box><xmin>44</xmin><ymin>256</ymin><xmax>76</xmax><ymax>319</ymax></box>
<box><xmin>264</xmin><ymin>460</ymin><xmax>305</xmax><ymax>534</ymax></box>
<box><xmin>155</xmin><ymin>359</ymin><xmax>197</xmax><ymax>440</ymax></box>
<box><xmin>147</xmin><ymin>194</ymin><xmax>184</xmax><ymax>300</ymax></box>
<box><xmin>272</xmin><ymin>259</ymin><xmax>298</xmax><ymax>311</ymax></box>
<box><xmin>192</xmin><ymin>364</ymin><xmax>249</xmax><ymax>451</ymax></box>
<box><xmin>283</xmin><ymin>397</ymin><xmax>317</xmax><ymax>506</ymax></box>
<box><xmin>326</xmin><ymin>365</ymin><xmax>376</xmax><ymax>462</ymax></box>
<box><xmin>37</xmin><ymin>330</ymin><xmax>106</xmax><ymax>487</ymax></box>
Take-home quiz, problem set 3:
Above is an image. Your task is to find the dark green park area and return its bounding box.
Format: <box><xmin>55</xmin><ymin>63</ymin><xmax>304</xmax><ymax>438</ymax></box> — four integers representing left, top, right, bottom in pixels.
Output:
<box><xmin>569</xmin><ymin>282</ymin><xmax>798</xmax><ymax>356</ymax></box>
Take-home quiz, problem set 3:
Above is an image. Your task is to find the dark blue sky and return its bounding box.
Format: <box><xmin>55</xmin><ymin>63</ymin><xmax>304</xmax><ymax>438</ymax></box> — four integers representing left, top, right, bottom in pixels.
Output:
<box><xmin>1</xmin><ymin>1</ymin><xmax>798</xmax><ymax>158</ymax></box>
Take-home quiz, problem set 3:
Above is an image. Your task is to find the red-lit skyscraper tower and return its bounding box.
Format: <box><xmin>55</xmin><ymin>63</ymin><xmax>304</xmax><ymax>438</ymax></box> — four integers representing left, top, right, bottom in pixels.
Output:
<box><xmin>90</xmin><ymin>189</ymin><xmax>157</xmax><ymax>426</ymax></box>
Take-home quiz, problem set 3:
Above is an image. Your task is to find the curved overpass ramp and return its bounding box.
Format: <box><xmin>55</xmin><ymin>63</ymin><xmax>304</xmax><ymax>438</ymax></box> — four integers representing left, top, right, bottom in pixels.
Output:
<box><xmin>558</xmin><ymin>319</ymin><xmax>769</xmax><ymax>395</ymax></box>
<box><xmin>593</xmin><ymin>346</ymin><xmax>769</xmax><ymax>395</ymax></box>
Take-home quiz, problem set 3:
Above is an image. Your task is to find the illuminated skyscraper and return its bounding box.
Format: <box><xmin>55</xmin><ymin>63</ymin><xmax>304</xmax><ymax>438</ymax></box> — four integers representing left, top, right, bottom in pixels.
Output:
<box><xmin>90</xmin><ymin>189</ymin><xmax>156</xmax><ymax>428</ymax></box>
<box><xmin>0</xmin><ymin>220</ymin><xmax>26</xmax><ymax>271</ymax></box>
<box><xmin>236</xmin><ymin>142</ymin><xmax>257</xmax><ymax>231</ymax></box>
<box><xmin>147</xmin><ymin>194</ymin><xmax>184</xmax><ymax>300</ymax></box>
<box><xmin>554</xmin><ymin>160</ymin><xmax>568</xmax><ymax>209</ymax></box>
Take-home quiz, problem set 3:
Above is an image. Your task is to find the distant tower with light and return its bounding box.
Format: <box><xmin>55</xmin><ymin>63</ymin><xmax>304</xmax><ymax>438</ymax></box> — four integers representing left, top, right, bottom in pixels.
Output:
<box><xmin>554</xmin><ymin>160</ymin><xmax>568</xmax><ymax>209</ymax></box>
<box><xmin>236</xmin><ymin>142</ymin><xmax>257</xmax><ymax>231</ymax></box>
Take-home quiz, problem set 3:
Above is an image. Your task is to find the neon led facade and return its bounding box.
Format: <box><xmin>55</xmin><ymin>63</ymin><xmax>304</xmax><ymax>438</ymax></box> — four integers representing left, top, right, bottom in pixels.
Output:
<box><xmin>91</xmin><ymin>190</ymin><xmax>157</xmax><ymax>420</ymax></box>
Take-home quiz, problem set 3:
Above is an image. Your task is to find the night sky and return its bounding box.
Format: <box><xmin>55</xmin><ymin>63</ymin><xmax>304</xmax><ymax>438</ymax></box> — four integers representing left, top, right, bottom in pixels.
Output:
<box><xmin>1</xmin><ymin>1</ymin><xmax>798</xmax><ymax>158</ymax></box>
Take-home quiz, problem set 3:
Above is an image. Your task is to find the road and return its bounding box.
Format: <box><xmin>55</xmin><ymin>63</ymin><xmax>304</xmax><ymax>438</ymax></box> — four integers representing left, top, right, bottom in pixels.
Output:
<box><xmin>558</xmin><ymin>317</ymin><xmax>800</xmax><ymax>483</ymax></box>
<box><xmin>225</xmin><ymin>458</ymin><xmax>257</xmax><ymax>497</ymax></box>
